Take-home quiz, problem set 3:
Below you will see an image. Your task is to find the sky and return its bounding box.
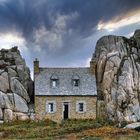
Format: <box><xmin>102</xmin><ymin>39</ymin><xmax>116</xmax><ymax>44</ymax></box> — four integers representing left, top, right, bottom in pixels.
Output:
<box><xmin>0</xmin><ymin>0</ymin><xmax>140</xmax><ymax>77</ymax></box>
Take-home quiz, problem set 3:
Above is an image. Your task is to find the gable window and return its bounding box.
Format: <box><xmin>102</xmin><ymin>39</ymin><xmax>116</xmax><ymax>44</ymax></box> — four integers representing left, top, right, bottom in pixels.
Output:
<box><xmin>46</xmin><ymin>101</ymin><xmax>56</xmax><ymax>113</ymax></box>
<box><xmin>50</xmin><ymin>74</ymin><xmax>59</xmax><ymax>88</ymax></box>
<box><xmin>72</xmin><ymin>74</ymin><xmax>80</xmax><ymax>87</ymax></box>
<box><xmin>76</xmin><ymin>101</ymin><xmax>86</xmax><ymax>113</ymax></box>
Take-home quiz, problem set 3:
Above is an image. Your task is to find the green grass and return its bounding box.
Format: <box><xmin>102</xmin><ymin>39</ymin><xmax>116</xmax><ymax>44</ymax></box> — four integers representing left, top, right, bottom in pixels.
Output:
<box><xmin>0</xmin><ymin>119</ymin><xmax>138</xmax><ymax>139</ymax></box>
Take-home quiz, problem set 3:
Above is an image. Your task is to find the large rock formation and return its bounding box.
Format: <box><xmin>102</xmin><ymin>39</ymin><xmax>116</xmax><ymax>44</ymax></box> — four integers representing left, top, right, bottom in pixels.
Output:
<box><xmin>0</xmin><ymin>47</ymin><xmax>33</xmax><ymax>121</ymax></box>
<box><xmin>94</xmin><ymin>29</ymin><xmax>140</xmax><ymax>122</ymax></box>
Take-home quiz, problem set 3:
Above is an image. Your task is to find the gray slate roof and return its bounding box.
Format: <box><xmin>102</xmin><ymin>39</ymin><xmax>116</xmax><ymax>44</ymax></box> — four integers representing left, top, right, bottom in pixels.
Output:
<box><xmin>35</xmin><ymin>67</ymin><xmax>97</xmax><ymax>96</ymax></box>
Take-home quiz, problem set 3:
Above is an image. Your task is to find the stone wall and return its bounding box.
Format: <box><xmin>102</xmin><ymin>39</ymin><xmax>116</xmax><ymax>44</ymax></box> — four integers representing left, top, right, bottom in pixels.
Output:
<box><xmin>35</xmin><ymin>96</ymin><xmax>96</xmax><ymax>122</ymax></box>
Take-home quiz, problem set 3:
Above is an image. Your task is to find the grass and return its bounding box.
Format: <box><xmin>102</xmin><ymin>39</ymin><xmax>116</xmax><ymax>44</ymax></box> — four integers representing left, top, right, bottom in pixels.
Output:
<box><xmin>0</xmin><ymin>119</ymin><xmax>139</xmax><ymax>140</ymax></box>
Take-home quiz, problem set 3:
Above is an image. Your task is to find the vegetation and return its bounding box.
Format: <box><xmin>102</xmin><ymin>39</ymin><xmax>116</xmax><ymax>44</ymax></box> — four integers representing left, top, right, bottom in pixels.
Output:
<box><xmin>0</xmin><ymin>119</ymin><xmax>139</xmax><ymax>140</ymax></box>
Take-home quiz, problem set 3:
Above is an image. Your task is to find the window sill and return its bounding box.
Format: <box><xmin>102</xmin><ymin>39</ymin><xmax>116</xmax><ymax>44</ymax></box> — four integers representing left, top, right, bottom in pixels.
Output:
<box><xmin>47</xmin><ymin>112</ymin><xmax>55</xmax><ymax>114</ymax></box>
<box><xmin>77</xmin><ymin>111</ymin><xmax>86</xmax><ymax>114</ymax></box>
<box><xmin>72</xmin><ymin>86</ymin><xmax>80</xmax><ymax>89</ymax></box>
<box><xmin>51</xmin><ymin>87</ymin><xmax>59</xmax><ymax>89</ymax></box>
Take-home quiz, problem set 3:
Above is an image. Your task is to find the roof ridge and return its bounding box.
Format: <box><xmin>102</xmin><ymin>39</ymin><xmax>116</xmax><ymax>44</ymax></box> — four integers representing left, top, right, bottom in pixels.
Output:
<box><xmin>40</xmin><ymin>67</ymin><xmax>90</xmax><ymax>69</ymax></box>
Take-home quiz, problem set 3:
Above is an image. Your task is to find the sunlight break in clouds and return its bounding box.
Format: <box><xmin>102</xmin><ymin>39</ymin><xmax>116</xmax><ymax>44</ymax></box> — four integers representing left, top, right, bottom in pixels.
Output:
<box><xmin>0</xmin><ymin>32</ymin><xmax>27</xmax><ymax>51</ymax></box>
<box><xmin>97</xmin><ymin>9</ymin><xmax>140</xmax><ymax>32</ymax></box>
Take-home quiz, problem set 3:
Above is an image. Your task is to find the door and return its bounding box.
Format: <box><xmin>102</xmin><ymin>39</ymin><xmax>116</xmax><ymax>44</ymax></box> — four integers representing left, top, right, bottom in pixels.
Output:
<box><xmin>63</xmin><ymin>103</ymin><xmax>69</xmax><ymax>119</ymax></box>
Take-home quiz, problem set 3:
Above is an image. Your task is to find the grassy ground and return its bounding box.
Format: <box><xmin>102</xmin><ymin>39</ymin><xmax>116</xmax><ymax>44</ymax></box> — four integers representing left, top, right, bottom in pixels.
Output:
<box><xmin>0</xmin><ymin>119</ymin><xmax>139</xmax><ymax>140</ymax></box>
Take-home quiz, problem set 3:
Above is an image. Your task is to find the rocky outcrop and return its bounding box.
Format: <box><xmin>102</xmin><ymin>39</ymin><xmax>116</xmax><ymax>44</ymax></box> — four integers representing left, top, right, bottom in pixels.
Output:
<box><xmin>0</xmin><ymin>47</ymin><xmax>33</xmax><ymax>121</ymax></box>
<box><xmin>124</xmin><ymin>122</ymin><xmax>140</xmax><ymax>129</ymax></box>
<box><xmin>94</xmin><ymin>29</ymin><xmax>140</xmax><ymax>122</ymax></box>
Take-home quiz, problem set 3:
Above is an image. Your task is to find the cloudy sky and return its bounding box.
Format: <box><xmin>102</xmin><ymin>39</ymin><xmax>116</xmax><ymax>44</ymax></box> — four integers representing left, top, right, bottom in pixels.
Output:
<box><xmin>0</xmin><ymin>0</ymin><xmax>140</xmax><ymax>75</ymax></box>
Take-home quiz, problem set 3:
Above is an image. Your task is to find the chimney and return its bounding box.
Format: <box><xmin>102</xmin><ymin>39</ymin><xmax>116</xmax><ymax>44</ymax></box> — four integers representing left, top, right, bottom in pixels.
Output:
<box><xmin>34</xmin><ymin>58</ymin><xmax>40</xmax><ymax>75</ymax></box>
<box><xmin>90</xmin><ymin>54</ymin><xmax>96</xmax><ymax>75</ymax></box>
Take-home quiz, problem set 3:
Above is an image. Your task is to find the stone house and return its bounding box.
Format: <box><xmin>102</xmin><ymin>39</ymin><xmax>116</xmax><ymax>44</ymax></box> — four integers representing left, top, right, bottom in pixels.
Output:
<box><xmin>34</xmin><ymin>58</ymin><xmax>97</xmax><ymax>122</ymax></box>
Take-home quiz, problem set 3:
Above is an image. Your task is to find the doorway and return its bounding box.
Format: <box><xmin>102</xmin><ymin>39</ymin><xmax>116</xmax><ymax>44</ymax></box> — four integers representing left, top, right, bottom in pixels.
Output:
<box><xmin>63</xmin><ymin>102</ymin><xmax>69</xmax><ymax>119</ymax></box>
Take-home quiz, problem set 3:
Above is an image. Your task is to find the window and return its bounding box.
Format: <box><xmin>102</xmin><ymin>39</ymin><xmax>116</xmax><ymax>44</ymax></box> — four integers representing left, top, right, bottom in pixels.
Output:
<box><xmin>79</xmin><ymin>103</ymin><xmax>84</xmax><ymax>112</ymax></box>
<box><xmin>51</xmin><ymin>79</ymin><xmax>58</xmax><ymax>87</ymax></box>
<box><xmin>46</xmin><ymin>101</ymin><xmax>56</xmax><ymax>113</ymax></box>
<box><xmin>76</xmin><ymin>101</ymin><xmax>86</xmax><ymax>113</ymax></box>
<box><xmin>50</xmin><ymin>74</ymin><xmax>59</xmax><ymax>88</ymax></box>
<box><xmin>48</xmin><ymin>103</ymin><xmax>54</xmax><ymax>112</ymax></box>
<box><xmin>72</xmin><ymin>74</ymin><xmax>80</xmax><ymax>87</ymax></box>
<box><xmin>73</xmin><ymin>79</ymin><xmax>80</xmax><ymax>87</ymax></box>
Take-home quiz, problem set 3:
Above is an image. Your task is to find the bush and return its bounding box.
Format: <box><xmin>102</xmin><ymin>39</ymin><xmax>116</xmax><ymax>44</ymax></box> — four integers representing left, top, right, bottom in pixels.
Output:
<box><xmin>119</xmin><ymin>121</ymin><xmax>128</xmax><ymax>128</ymax></box>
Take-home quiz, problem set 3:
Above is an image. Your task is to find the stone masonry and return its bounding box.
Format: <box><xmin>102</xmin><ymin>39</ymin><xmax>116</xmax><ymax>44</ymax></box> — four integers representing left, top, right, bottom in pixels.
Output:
<box><xmin>35</xmin><ymin>96</ymin><xmax>96</xmax><ymax>122</ymax></box>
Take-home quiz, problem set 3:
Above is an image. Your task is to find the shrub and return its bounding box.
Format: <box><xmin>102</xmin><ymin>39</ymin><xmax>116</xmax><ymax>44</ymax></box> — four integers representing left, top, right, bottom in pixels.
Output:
<box><xmin>119</xmin><ymin>121</ymin><xmax>128</xmax><ymax>128</ymax></box>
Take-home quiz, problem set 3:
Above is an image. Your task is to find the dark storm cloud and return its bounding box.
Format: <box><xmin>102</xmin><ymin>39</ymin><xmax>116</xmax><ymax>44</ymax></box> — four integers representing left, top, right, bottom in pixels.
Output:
<box><xmin>54</xmin><ymin>0</ymin><xmax>140</xmax><ymax>36</ymax></box>
<box><xmin>0</xmin><ymin>0</ymin><xmax>140</xmax><ymax>70</ymax></box>
<box><xmin>0</xmin><ymin>0</ymin><xmax>140</xmax><ymax>39</ymax></box>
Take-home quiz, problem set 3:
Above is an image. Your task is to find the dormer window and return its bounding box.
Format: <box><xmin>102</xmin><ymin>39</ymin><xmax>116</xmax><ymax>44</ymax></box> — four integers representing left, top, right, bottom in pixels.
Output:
<box><xmin>51</xmin><ymin>79</ymin><xmax>58</xmax><ymax>87</ymax></box>
<box><xmin>72</xmin><ymin>74</ymin><xmax>80</xmax><ymax>87</ymax></box>
<box><xmin>73</xmin><ymin>79</ymin><xmax>80</xmax><ymax>87</ymax></box>
<box><xmin>50</xmin><ymin>74</ymin><xmax>59</xmax><ymax>88</ymax></box>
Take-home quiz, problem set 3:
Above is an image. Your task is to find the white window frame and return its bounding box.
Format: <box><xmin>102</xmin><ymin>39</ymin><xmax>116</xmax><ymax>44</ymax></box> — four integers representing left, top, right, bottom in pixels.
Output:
<box><xmin>51</xmin><ymin>79</ymin><xmax>57</xmax><ymax>88</ymax></box>
<box><xmin>76</xmin><ymin>101</ymin><xmax>86</xmax><ymax>113</ymax></box>
<box><xmin>79</xmin><ymin>103</ymin><xmax>84</xmax><ymax>112</ymax></box>
<box><xmin>50</xmin><ymin>74</ymin><xmax>59</xmax><ymax>88</ymax></box>
<box><xmin>46</xmin><ymin>101</ymin><xmax>56</xmax><ymax>113</ymax></box>
<box><xmin>48</xmin><ymin>103</ymin><xmax>54</xmax><ymax>112</ymax></box>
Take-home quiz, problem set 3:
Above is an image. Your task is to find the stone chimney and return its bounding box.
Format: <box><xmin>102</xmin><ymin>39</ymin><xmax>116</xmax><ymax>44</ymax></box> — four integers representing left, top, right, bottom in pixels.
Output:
<box><xmin>34</xmin><ymin>58</ymin><xmax>40</xmax><ymax>76</ymax></box>
<box><xmin>90</xmin><ymin>54</ymin><xmax>96</xmax><ymax>75</ymax></box>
